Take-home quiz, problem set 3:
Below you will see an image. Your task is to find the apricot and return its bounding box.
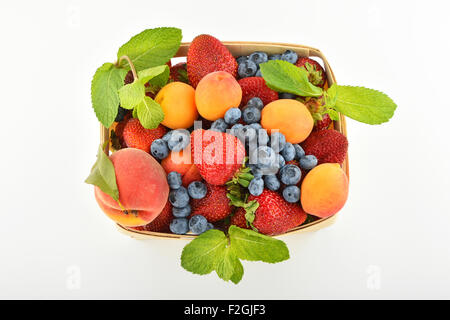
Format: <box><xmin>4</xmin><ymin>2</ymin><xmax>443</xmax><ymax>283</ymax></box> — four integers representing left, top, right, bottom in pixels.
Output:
<box><xmin>301</xmin><ymin>163</ymin><xmax>349</xmax><ymax>218</ymax></box>
<box><xmin>94</xmin><ymin>148</ymin><xmax>169</xmax><ymax>227</ymax></box>
<box><xmin>195</xmin><ymin>71</ymin><xmax>242</xmax><ymax>121</ymax></box>
<box><xmin>155</xmin><ymin>82</ymin><xmax>198</xmax><ymax>129</ymax></box>
<box><xmin>161</xmin><ymin>146</ymin><xmax>193</xmax><ymax>176</ymax></box>
<box><xmin>261</xmin><ymin>99</ymin><xmax>314</xmax><ymax>144</ymax></box>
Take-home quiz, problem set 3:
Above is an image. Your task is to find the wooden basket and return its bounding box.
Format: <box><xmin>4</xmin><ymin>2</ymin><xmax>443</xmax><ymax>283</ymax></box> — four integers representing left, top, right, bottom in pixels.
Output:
<box><xmin>100</xmin><ymin>41</ymin><xmax>349</xmax><ymax>240</ymax></box>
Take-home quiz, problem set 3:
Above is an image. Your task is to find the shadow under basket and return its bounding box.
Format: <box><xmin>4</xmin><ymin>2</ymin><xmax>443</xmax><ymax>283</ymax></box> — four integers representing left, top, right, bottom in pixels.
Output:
<box><xmin>100</xmin><ymin>41</ymin><xmax>349</xmax><ymax>240</ymax></box>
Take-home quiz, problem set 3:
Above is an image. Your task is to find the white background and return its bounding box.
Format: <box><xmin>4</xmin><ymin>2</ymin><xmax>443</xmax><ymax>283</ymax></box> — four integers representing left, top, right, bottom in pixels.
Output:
<box><xmin>0</xmin><ymin>0</ymin><xmax>449</xmax><ymax>299</ymax></box>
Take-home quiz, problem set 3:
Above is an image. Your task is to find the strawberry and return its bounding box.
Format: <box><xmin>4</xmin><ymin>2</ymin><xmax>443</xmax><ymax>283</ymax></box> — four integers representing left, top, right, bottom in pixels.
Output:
<box><xmin>191</xmin><ymin>184</ymin><xmax>232</xmax><ymax>222</ymax></box>
<box><xmin>298</xmin><ymin>96</ymin><xmax>332</xmax><ymax>131</ymax></box>
<box><xmin>301</xmin><ymin>129</ymin><xmax>348</xmax><ymax>165</ymax></box>
<box><xmin>296</xmin><ymin>57</ymin><xmax>326</xmax><ymax>88</ymax></box>
<box><xmin>230</xmin><ymin>209</ymin><xmax>250</xmax><ymax>230</ymax></box>
<box><xmin>123</xmin><ymin>118</ymin><xmax>167</xmax><ymax>153</ymax></box>
<box><xmin>190</xmin><ymin>129</ymin><xmax>245</xmax><ymax>186</ymax></box>
<box><xmin>169</xmin><ymin>62</ymin><xmax>189</xmax><ymax>84</ymax></box>
<box><xmin>237</xmin><ymin>189</ymin><xmax>307</xmax><ymax>236</ymax></box>
<box><xmin>187</xmin><ymin>34</ymin><xmax>237</xmax><ymax>87</ymax></box>
<box><xmin>131</xmin><ymin>201</ymin><xmax>173</xmax><ymax>233</ymax></box>
<box><xmin>238</xmin><ymin>77</ymin><xmax>278</xmax><ymax>106</ymax></box>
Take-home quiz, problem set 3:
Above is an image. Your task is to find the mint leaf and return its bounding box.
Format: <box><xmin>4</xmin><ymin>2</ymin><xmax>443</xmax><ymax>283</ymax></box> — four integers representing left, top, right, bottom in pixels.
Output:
<box><xmin>181</xmin><ymin>229</ymin><xmax>227</xmax><ymax>275</ymax></box>
<box><xmin>117</xmin><ymin>27</ymin><xmax>182</xmax><ymax>71</ymax></box>
<box><xmin>85</xmin><ymin>145</ymin><xmax>119</xmax><ymax>201</ymax></box>
<box><xmin>229</xmin><ymin>225</ymin><xmax>289</xmax><ymax>263</ymax></box>
<box><xmin>118</xmin><ymin>80</ymin><xmax>145</xmax><ymax>110</ymax></box>
<box><xmin>138</xmin><ymin>65</ymin><xmax>169</xmax><ymax>88</ymax></box>
<box><xmin>91</xmin><ymin>63</ymin><xmax>127</xmax><ymax>128</ymax></box>
<box><xmin>135</xmin><ymin>96</ymin><xmax>164</xmax><ymax>129</ymax></box>
<box><xmin>216</xmin><ymin>246</ymin><xmax>242</xmax><ymax>282</ymax></box>
<box><xmin>260</xmin><ymin>60</ymin><xmax>323</xmax><ymax>97</ymax></box>
<box><xmin>334</xmin><ymin>85</ymin><xmax>397</xmax><ymax>124</ymax></box>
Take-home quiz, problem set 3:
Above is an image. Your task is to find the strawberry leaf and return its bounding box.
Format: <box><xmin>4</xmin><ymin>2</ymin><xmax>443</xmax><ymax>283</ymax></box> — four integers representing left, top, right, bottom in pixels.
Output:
<box><xmin>85</xmin><ymin>145</ymin><xmax>119</xmax><ymax>201</ymax></box>
<box><xmin>260</xmin><ymin>60</ymin><xmax>323</xmax><ymax>97</ymax></box>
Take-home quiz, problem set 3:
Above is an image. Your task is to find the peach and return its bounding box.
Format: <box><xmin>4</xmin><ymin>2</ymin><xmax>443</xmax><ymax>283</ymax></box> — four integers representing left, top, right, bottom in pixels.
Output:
<box><xmin>301</xmin><ymin>163</ymin><xmax>349</xmax><ymax>218</ymax></box>
<box><xmin>195</xmin><ymin>71</ymin><xmax>242</xmax><ymax>121</ymax></box>
<box><xmin>261</xmin><ymin>99</ymin><xmax>314</xmax><ymax>144</ymax></box>
<box><xmin>155</xmin><ymin>82</ymin><xmax>198</xmax><ymax>129</ymax></box>
<box><xmin>94</xmin><ymin>148</ymin><xmax>169</xmax><ymax>227</ymax></box>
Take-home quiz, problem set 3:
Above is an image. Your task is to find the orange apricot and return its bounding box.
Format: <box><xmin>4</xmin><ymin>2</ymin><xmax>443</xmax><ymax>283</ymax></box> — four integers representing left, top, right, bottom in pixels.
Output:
<box><xmin>301</xmin><ymin>163</ymin><xmax>349</xmax><ymax>218</ymax></box>
<box><xmin>261</xmin><ymin>99</ymin><xmax>314</xmax><ymax>144</ymax></box>
<box><xmin>195</xmin><ymin>71</ymin><xmax>242</xmax><ymax>121</ymax></box>
<box><xmin>155</xmin><ymin>82</ymin><xmax>198</xmax><ymax>129</ymax></box>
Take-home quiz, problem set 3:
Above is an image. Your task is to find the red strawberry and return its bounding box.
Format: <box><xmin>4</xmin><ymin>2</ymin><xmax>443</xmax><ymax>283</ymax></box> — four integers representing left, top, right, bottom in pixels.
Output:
<box><xmin>301</xmin><ymin>129</ymin><xmax>348</xmax><ymax>165</ymax></box>
<box><xmin>187</xmin><ymin>34</ymin><xmax>237</xmax><ymax>87</ymax></box>
<box><xmin>238</xmin><ymin>77</ymin><xmax>278</xmax><ymax>106</ymax></box>
<box><xmin>296</xmin><ymin>57</ymin><xmax>326</xmax><ymax>88</ymax></box>
<box><xmin>298</xmin><ymin>96</ymin><xmax>331</xmax><ymax>131</ymax></box>
<box><xmin>230</xmin><ymin>209</ymin><xmax>250</xmax><ymax>230</ymax></box>
<box><xmin>191</xmin><ymin>184</ymin><xmax>232</xmax><ymax>222</ymax></box>
<box><xmin>169</xmin><ymin>62</ymin><xmax>189</xmax><ymax>83</ymax></box>
<box><xmin>239</xmin><ymin>189</ymin><xmax>307</xmax><ymax>236</ymax></box>
<box><xmin>314</xmin><ymin>113</ymin><xmax>332</xmax><ymax>131</ymax></box>
<box><xmin>190</xmin><ymin>129</ymin><xmax>245</xmax><ymax>186</ymax></box>
<box><xmin>131</xmin><ymin>201</ymin><xmax>173</xmax><ymax>233</ymax></box>
<box><xmin>123</xmin><ymin>118</ymin><xmax>167</xmax><ymax>153</ymax></box>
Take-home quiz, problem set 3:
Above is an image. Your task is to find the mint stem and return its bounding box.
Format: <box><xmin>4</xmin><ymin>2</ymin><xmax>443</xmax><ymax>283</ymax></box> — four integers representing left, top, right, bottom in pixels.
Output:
<box><xmin>118</xmin><ymin>55</ymin><xmax>138</xmax><ymax>81</ymax></box>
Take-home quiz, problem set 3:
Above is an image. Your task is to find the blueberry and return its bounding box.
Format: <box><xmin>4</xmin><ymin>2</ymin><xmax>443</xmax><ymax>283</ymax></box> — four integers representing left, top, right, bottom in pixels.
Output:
<box><xmin>187</xmin><ymin>181</ymin><xmax>207</xmax><ymax>199</ymax></box>
<box><xmin>279</xmin><ymin>92</ymin><xmax>296</xmax><ymax>99</ymax></box>
<box><xmin>236</xmin><ymin>56</ymin><xmax>248</xmax><ymax>64</ymax></box>
<box><xmin>242</xmin><ymin>107</ymin><xmax>261</xmax><ymax>124</ymax></box>
<box><xmin>224</xmin><ymin>108</ymin><xmax>242</xmax><ymax>125</ymax></box>
<box><xmin>169</xmin><ymin>186</ymin><xmax>190</xmax><ymax>208</ymax></box>
<box><xmin>248</xmin><ymin>177</ymin><xmax>264</xmax><ymax>196</ymax></box>
<box><xmin>255</xmin><ymin>69</ymin><xmax>262</xmax><ymax>77</ymax></box>
<box><xmin>299</xmin><ymin>155</ymin><xmax>318</xmax><ymax>170</ymax></box>
<box><xmin>237</xmin><ymin>125</ymin><xmax>256</xmax><ymax>145</ymax></box>
<box><xmin>162</xmin><ymin>130</ymin><xmax>173</xmax><ymax>143</ymax></box>
<box><xmin>238</xmin><ymin>60</ymin><xmax>258</xmax><ymax>78</ymax></box>
<box><xmin>281</xmin><ymin>143</ymin><xmax>296</xmax><ymax>162</ymax></box>
<box><xmin>250</xmin><ymin>146</ymin><xmax>277</xmax><ymax>169</ymax></box>
<box><xmin>167</xmin><ymin>171</ymin><xmax>182</xmax><ymax>190</ymax></box>
<box><xmin>206</xmin><ymin>223</ymin><xmax>214</xmax><ymax>231</ymax></box>
<box><xmin>281</xmin><ymin>50</ymin><xmax>298</xmax><ymax>64</ymax></box>
<box><xmin>250</xmin><ymin>165</ymin><xmax>263</xmax><ymax>179</ymax></box>
<box><xmin>278</xmin><ymin>154</ymin><xmax>286</xmax><ymax>169</ymax></box>
<box><xmin>172</xmin><ymin>205</ymin><xmax>191</xmax><ymax>218</ymax></box>
<box><xmin>151</xmin><ymin>139</ymin><xmax>169</xmax><ymax>160</ymax></box>
<box><xmin>283</xmin><ymin>185</ymin><xmax>300</xmax><ymax>203</ymax></box>
<box><xmin>269</xmin><ymin>54</ymin><xmax>282</xmax><ymax>60</ymax></box>
<box><xmin>169</xmin><ymin>218</ymin><xmax>189</xmax><ymax>234</ymax></box>
<box><xmin>115</xmin><ymin>106</ymin><xmax>127</xmax><ymax>122</ymax></box>
<box><xmin>189</xmin><ymin>215</ymin><xmax>208</xmax><ymax>234</ymax></box>
<box><xmin>264</xmin><ymin>175</ymin><xmax>280</xmax><ymax>191</ymax></box>
<box><xmin>210</xmin><ymin>118</ymin><xmax>228</xmax><ymax>132</ymax></box>
<box><xmin>249</xmin><ymin>51</ymin><xmax>268</xmax><ymax>65</ymax></box>
<box><xmin>230</xmin><ymin>123</ymin><xmax>244</xmax><ymax>136</ymax></box>
<box><xmin>257</xmin><ymin>129</ymin><xmax>269</xmax><ymax>146</ymax></box>
<box><xmin>247</xmin><ymin>97</ymin><xmax>264</xmax><ymax>110</ymax></box>
<box><xmin>270</xmin><ymin>132</ymin><xmax>286</xmax><ymax>152</ymax></box>
<box><xmin>294</xmin><ymin>144</ymin><xmax>305</xmax><ymax>159</ymax></box>
<box><xmin>249</xmin><ymin>123</ymin><xmax>262</xmax><ymax>131</ymax></box>
<box><xmin>279</xmin><ymin>164</ymin><xmax>301</xmax><ymax>185</ymax></box>
<box><xmin>167</xmin><ymin>129</ymin><xmax>190</xmax><ymax>152</ymax></box>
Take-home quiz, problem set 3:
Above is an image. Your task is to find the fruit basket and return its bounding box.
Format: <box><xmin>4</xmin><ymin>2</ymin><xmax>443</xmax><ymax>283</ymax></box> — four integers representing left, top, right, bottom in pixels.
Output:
<box><xmin>99</xmin><ymin>41</ymin><xmax>349</xmax><ymax>240</ymax></box>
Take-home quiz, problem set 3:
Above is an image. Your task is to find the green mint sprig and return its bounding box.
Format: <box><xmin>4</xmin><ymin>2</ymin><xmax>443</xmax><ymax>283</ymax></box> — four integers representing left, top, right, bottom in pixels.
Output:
<box><xmin>260</xmin><ymin>60</ymin><xmax>397</xmax><ymax>125</ymax></box>
<box><xmin>91</xmin><ymin>27</ymin><xmax>181</xmax><ymax>129</ymax></box>
<box><xmin>181</xmin><ymin>226</ymin><xmax>289</xmax><ymax>284</ymax></box>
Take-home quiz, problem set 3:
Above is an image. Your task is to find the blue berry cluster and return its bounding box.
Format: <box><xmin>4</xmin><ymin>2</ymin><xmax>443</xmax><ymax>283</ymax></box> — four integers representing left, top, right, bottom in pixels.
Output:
<box><xmin>236</xmin><ymin>50</ymin><xmax>299</xmax><ymax>79</ymax></box>
<box><xmin>166</xmin><ymin>173</ymin><xmax>212</xmax><ymax>235</ymax></box>
<box><xmin>151</xmin><ymin>129</ymin><xmax>191</xmax><ymax>160</ymax></box>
